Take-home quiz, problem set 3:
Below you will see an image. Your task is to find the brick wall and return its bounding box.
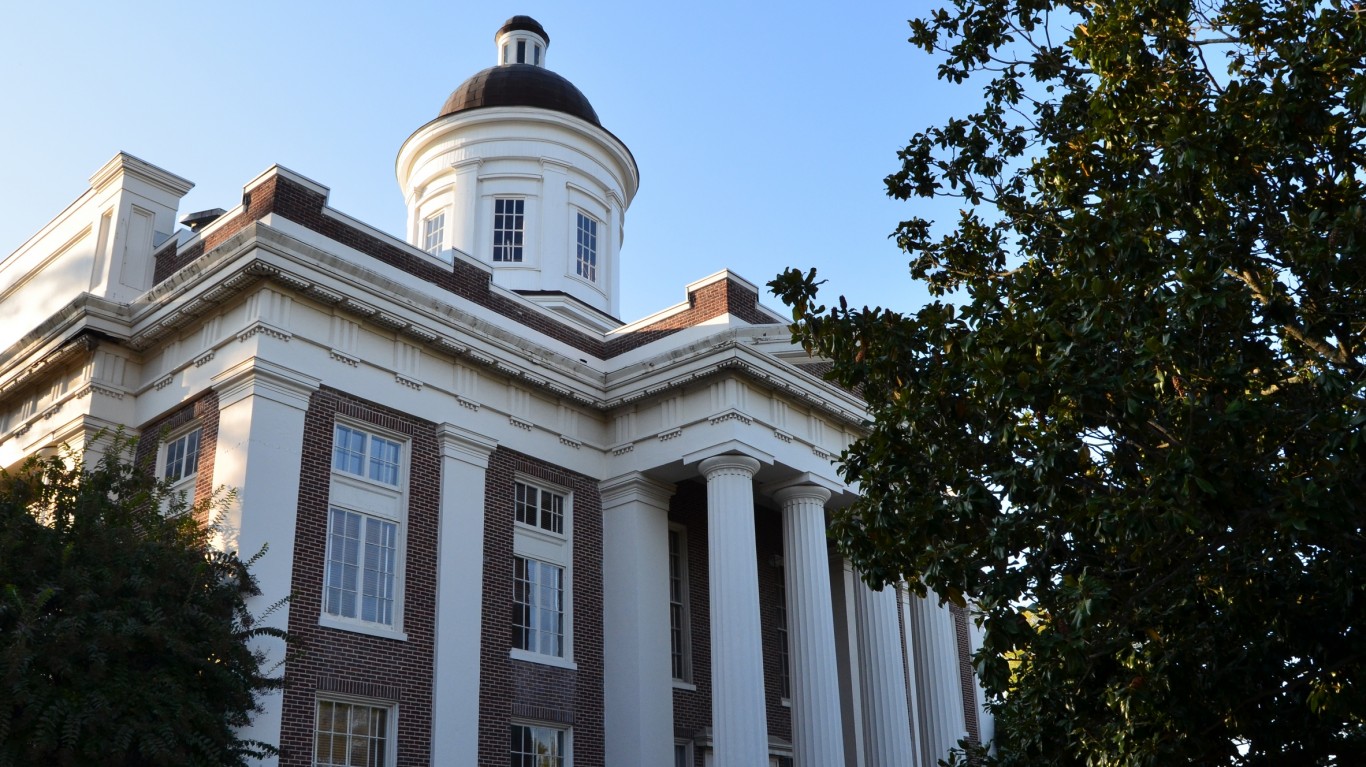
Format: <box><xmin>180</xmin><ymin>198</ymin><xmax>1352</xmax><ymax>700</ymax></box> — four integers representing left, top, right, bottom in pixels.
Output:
<box><xmin>669</xmin><ymin>482</ymin><xmax>710</xmax><ymax>764</ymax></box>
<box><xmin>153</xmin><ymin>175</ymin><xmax>775</xmax><ymax>358</ymax></box>
<box><xmin>134</xmin><ymin>391</ymin><xmax>220</xmax><ymax>515</ymax></box>
<box><xmin>756</xmin><ymin>505</ymin><xmax>793</xmax><ymax>746</ymax></box>
<box><xmin>478</xmin><ymin>447</ymin><xmax>605</xmax><ymax>766</ymax></box>
<box><xmin>278</xmin><ymin>387</ymin><xmax>442</xmax><ymax>767</ymax></box>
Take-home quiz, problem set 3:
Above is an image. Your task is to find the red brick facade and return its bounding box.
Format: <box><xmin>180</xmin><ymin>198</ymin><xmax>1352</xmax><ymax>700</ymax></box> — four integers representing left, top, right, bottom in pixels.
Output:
<box><xmin>478</xmin><ymin>447</ymin><xmax>606</xmax><ymax>766</ymax></box>
<box><xmin>278</xmin><ymin>387</ymin><xmax>442</xmax><ymax>766</ymax></box>
<box><xmin>135</xmin><ymin>390</ymin><xmax>220</xmax><ymax>514</ymax></box>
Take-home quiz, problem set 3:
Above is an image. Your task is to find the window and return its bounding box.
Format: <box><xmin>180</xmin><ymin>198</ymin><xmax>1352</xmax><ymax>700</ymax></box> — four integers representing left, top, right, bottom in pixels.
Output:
<box><xmin>533</xmin><ymin>44</ymin><xmax>541</xmax><ymax>66</ymax></box>
<box><xmin>315</xmin><ymin>699</ymin><xmax>391</xmax><ymax>767</ymax></box>
<box><xmin>516</xmin><ymin>39</ymin><xmax>527</xmax><ymax>63</ymax></box>
<box><xmin>668</xmin><ymin>526</ymin><xmax>691</xmax><ymax>681</ymax></box>
<box><xmin>502</xmin><ymin>43</ymin><xmax>509</xmax><ymax>64</ymax></box>
<box><xmin>574</xmin><ymin>212</ymin><xmax>598</xmax><ymax>282</ymax></box>
<box><xmin>513</xmin><ymin>556</ymin><xmax>563</xmax><ymax>656</ymax></box>
<box><xmin>333</xmin><ymin>424</ymin><xmax>402</xmax><ymax>486</ymax></box>
<box><xmin>516</xmin><ymin>481</ymin><xmax>563</xmax><ymax>534</ymax></box>
<box><xmin>493</xmin><ymin>198</ymin><xmax>525</xmax><ymax>262</ymax></box>
<box><xmin>324</xmin><ymin>422</ymin><xmax>407</xmax><ymax>637</ymax></box>
<box><xmin>161</xmin><ymin>426</ymin><xmax>201</xmax><ymax>487</ymax></box>
<box><xmin>674</xmin><ymin>740</ymin><xmax>692</xmax><ymax>767</ymax></box>
<box><xmin>511</xmin><ymin>480</ymin><xmax>572</xmax><ymax>665</ymax></box>
<box><xmin>326</xmin><ymin>509</ymin><xmax>398</xmax><ymax>625</ymax></box>
<box><xmin>510</xmin><ymin>723</ymin><xmax>566</xmax><ymax>767</ymax></box>
<box><xmin>776</xmin><ymin>578</ymin><xmax>790</xmax><ymax>700</ymax></box>
<box><xmin>423</xmin><ymin>212</ymin><xmax>445</xmax><ymax>256</ymax></box>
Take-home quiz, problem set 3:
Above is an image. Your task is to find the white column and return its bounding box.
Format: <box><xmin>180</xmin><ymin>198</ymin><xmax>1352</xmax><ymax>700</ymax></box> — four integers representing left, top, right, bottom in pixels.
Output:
<box><xmin>910</xmin><ymin>593</ymin><xmax>967</xmax><ymax>767</ymax></box>
<box><xmin>209</xmin><ymin>359</ymin><xmax>319</xmax><ymax>766</ymax></box>
<box><xmin>600</xmin><ymin>472</ymin><xmax>676</xmax><ymax>767</ymax></box>
<box><xmin>774</xmin><ymin>485</ymin><xmax>845</xmax><ymax>767</ymax></box>
<box><xmin>699</xmin><ymin>454</ymin><xmax>769</xmax><ymax>766</ymax></box>
<box><xmin>431</xmin><ymin>424</ymin><xmax>496</xmax><ymax>766</ymax></box>
<box><xmin>854</xmin><ymin>577</ymin><xmax>916</xmax><ymax>766</ymax></box>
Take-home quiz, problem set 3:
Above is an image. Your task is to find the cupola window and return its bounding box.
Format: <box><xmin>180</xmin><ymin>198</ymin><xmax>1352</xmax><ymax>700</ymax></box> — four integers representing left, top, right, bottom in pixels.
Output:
<box><xmin>516</xmin><ymin>39</ymin><xmax>527</xmax><ymax>63</ymax></box>
<box><xmin>575</xmin><ymin>212</ymin><xmax>598</xmax><ymax>282</ymax></box>
<box><xmin>502</xmin><ymin>43</ymin><xmax>509</xmax><ymax>65</ymax></box>
<box><xmin>533</xmin><ymin>44</ymin><xmax>541</xmax><ymax>66</ymax></box>
<box><xmin>493</xmin><ymin>198</ymin><xmax>525</xmax><ymax>262</ymax></box>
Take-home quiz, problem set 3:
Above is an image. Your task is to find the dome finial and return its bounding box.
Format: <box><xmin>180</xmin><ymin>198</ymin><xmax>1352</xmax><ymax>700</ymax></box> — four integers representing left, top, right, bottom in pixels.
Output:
<box><xmin>495</xmin><ymin>16</ymin><xmax>549</xmax><ymax>68</ymax></box>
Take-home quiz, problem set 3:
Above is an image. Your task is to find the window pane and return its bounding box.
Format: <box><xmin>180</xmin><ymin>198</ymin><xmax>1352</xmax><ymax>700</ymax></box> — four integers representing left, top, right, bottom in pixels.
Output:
<box><xmin>368</xmin><ymin>436</ymin><xmax>401</xmax><ymax>485</ymax></box>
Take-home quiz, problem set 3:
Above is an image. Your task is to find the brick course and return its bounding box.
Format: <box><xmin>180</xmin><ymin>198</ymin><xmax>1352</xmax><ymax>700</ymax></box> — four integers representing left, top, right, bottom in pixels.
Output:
<box><xmin>278</xmin><ymin>387</ymin><xmax>442</xmax><ymax>767</ymax></box>
<box><xmin>478</xmin><ymin>447</ymin><xmax>605</xmax><ymax>766</ymax></box>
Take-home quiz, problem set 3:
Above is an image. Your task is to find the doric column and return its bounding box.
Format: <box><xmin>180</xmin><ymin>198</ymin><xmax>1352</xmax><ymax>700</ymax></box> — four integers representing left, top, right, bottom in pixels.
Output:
<box><xmin>910</xmin><ymin>593</ymin><xmax>967</xmax><ymax>766</ymax></box>
<box><xmin>431</xmin><ymin>424</ymin><xmax>496</xmax><ymax>766</ymax></box>
<box><xmin>774</xmin><ymin>485</ymin><xmax>846</xmax><ymax>767</ymax></box>
<box><xmin>855</xmin><ymin>576</ymin><xmax>916</xmax><ymax>766</ymax></box>
<box><xmin>599</xmin><ymin>473</ymin><xmax>677</xmax><ymax>767</ymax></box>
<box><xmin>209</xmin><ymin>359</ymin><xmax>319</xmax><ymax>765</ymax></box>
<box><xmin>699</xmin><ymin>454</ymin><xmax>769</xmax><ymax>766</ymax></box>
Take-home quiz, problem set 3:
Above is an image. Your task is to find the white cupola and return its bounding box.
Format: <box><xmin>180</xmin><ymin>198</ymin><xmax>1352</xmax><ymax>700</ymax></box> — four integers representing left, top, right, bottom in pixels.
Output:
<box><xmin>395</xmin><ymin>16</ymin><xmax>639</xmax><ymax>331</ymax></box>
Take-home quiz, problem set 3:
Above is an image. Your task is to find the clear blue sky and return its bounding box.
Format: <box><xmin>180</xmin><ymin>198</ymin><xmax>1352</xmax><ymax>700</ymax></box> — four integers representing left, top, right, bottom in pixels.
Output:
<box><xmin>0</xmin><ymin>1</ymin><xmax>973</xmax><ymax>323</ymax></box>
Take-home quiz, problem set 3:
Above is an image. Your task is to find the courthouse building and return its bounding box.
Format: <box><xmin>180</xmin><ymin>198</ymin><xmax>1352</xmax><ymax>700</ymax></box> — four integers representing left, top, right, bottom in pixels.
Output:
<box><xmin>0</xmin><ymin>16</ymin><xmax>990</xmax><ymax>767</ymax></box>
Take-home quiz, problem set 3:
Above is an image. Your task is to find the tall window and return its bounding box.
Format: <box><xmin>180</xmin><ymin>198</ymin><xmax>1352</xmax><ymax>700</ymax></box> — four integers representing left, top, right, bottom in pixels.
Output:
<box><xmin>162</xmin><ymin>426</ymin><xmax>201</xmax><ymax>487</ymax></box>
<box><xmin>516</xmin><ymin>39</ymin><xmax>527</xmax><ymax>63</ymax></box>
<box><xmin>315</xmin><ymin>699</ymin><xmax>391</xmax><ymax>767</ymax></box>
<box><xmin>493</xmin><ymin>198</ymin><xmax>525</xmax><ymax>262</ymax></box>
<box><xmin>325</xmin><ymin>509</ymin><xmax>398</xmax><ymax>625</ymax></box>
<box><xmin>668</xmin><ymin>526</ymin><xmax>691</xmax><ymax>681</ymax></box>
<box><xmin>423</xmin><ymin>212</ymin><xmax>445</xmax><ymax>256</ymax></box>
<box><xmin>510</xmin><ymin>723</ymin><xmax>566</xmax><ymax>767</ymax></box>
<box><xmin>511</xmin><ymin>480</ymin><xmax>571</xmax><ymax>663</ymax></box>
<box><xmin>513</xmin><ymin>556</ymin><xmax>563</xmax><ymax>657</ymax></box>
<box><xmin>574</xmin><ymin>212</ymin><xmax>598</xmax><ymax>282</ymax></box>
<box><xmin>325</xmin><ymin>422</ymin><xmax>406</xmax><ymax>634</ymax></box>
<box><xmin>776</xmin><ymin>577</ymin><xmax>790</xmax><ymax>700</ymax></box>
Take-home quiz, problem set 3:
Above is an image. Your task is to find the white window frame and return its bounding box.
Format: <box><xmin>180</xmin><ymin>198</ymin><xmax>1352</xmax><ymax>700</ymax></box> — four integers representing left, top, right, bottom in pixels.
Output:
<box><xmin>158</xmin><ymin>424</ymin><xmax>202</xmax><ymax>488</ymax></box>
<box><xmin>510</xmin><ymin>477</ymin><xmax>575</xmax><ymax>669</ymax></box>
<box><xmin>573</xmin><ymin>210</ymin><xmax>599</xmax><ymax>283</ymax></box>
<box><xmin>321</xmin><ymin>420</ymin><xmax>409</xmax><ymax>640</ymax></box>
<box><xmin>314</xmin><ymin>696</ymin><xmax>396</xmax><ymax>767</ymax></box>
<box><xmin>668</xmin><ymin>523</ymin><xmax>693</xmax><ymax>685</ymax></box>
<box><xmin>423</xmin><ymin>211</ymin><xmax>446</xmax><ymax>256</ymax></box>
<box><xmin>492</xmin><ymin>197</ymin><xmax>526</xmax><ymax>263</ymax></box>
<box><xmin>509</xmin><ymin>721</ymin><xmax>571</xmax><ymax>766</ymax></box>
<box><xmin>674</xmin><ymin>739</ymin><xmax>693</xmax><ymax>767</ymax></box>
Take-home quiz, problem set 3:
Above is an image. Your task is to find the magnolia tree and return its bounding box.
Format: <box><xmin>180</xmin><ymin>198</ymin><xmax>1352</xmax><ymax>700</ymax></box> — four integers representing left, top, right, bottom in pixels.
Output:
<box><xmin>773</xmin><ymin>1</ymin><xmax>1366</xmax><ymax>764</ymax></box>
<box><xmin>0</xmin><ymin>439</ymin><xmax>286</xmax><ymax>766</ymax></box>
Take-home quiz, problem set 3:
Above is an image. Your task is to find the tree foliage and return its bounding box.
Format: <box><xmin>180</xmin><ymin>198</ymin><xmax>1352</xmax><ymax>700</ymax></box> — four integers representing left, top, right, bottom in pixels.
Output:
<box><xmin>772</xmin><ymin>0</ymin><xmax>1366</xmax><ymax>763</ymax></box>
<box><xmin>0</xmin><ymin>438</ymin><xmax>285</xmax><ymax>766</ymax></box>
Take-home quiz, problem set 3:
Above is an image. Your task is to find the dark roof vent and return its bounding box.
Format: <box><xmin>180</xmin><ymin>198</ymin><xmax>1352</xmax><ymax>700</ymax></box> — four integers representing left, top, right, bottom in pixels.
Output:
<box><xmin>180</xmin><ymin>208</ymin><xmax>227</xmax><ymax>232</ymax></box>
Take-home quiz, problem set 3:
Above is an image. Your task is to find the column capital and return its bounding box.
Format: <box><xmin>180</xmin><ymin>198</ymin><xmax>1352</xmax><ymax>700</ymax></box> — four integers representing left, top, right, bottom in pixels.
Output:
<box><xmin>773</xmin><ymin>484</ymin><xmax>832</xmax><ymax>507</ymax></box>
<box><xmin>436</xmin><ymin>422</ymin><xmax>498</xmax><ymax>468</ymax></box>
<box><xmin>699</xmin><ymin>453</ymin><xmax>761</xmax><ymax>480</ymax></box>
<box><xmin>599</xmin><ymin>472</ymin><xmax>675</xmax><ymax>512</ymax></box>
<box><xmin>211</xmin><ymin>358</ymin><xmax>319</xmax><ymax>411</ymax></box>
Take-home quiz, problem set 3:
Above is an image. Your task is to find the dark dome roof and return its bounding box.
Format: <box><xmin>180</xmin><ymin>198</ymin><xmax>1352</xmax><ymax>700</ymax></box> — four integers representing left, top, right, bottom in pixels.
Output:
<box><xmin>439</xmin><ymin>64</ymin><xmax>600</xmax><ymax>127</ymax></box>
<box><xmin>496</xmin><ymin>15</ymin><xmax>548</xmax><ymax>45</ymax></box>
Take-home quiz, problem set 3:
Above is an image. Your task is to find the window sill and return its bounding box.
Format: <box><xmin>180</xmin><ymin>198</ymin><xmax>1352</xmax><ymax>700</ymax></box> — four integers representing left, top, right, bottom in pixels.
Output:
<box><xmin>781</xmin><ymin>697</ymin><xmax>791</xmax><ymax>708</ymax></box>
<box><xmin>319</xmin><ymin>614</ymin><xmax>408</xmax><ymax>641</ymax></box>
<box><xmin>509</xmin><ymin>648</ymin><xmax>578</xmax><ymax>671</ymax></box>
<box><xmin>672</xmin><ymin>680</ymin><xmax>697</xmax><ymax>692</ymax></box>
